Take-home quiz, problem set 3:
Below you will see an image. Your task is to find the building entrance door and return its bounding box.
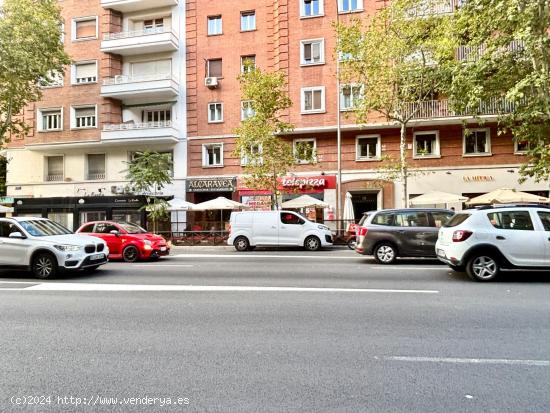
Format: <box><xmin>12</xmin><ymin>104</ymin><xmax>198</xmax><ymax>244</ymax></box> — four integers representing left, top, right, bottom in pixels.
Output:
<box><xmin>351</xmin><ymin>192</ymin><xmax>379</xmax><ymax>219</ymax></box>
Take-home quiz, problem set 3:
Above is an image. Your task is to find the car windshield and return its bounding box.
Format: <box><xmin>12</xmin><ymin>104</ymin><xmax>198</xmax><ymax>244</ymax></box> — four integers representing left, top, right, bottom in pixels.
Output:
<box><xmin>117</xmin><ymin>222</ymin><xmax>147</xmax><ymax>234</ymax></box>
<box><xmin>443</xmin><ymin>213</ymin><xmax>471</xmax><ymax>228</ymax></box>
<box><xmin>19</xmin><ymin>219</ymin><xmax>73</xmax><ymax>237</ymax></box>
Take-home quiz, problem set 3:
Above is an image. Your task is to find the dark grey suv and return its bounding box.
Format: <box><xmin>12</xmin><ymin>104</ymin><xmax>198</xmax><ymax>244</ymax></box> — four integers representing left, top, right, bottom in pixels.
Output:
<box><xmin>355</xmin><ymin>209</ymin><xmax>454</xmax><ymax>264</ymax></box>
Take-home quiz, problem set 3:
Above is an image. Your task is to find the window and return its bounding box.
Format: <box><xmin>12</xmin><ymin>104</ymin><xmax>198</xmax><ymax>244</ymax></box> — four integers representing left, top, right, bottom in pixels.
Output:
<box><xmin>372</xmin><ymin>213</ymin><xmax>394</xmax><ymax>226</ymax></box>
<box><xmin>143</xmin><ymin>18</ymin><xmax>164</xmax><ymax>33</ymax></box>
<box><xmin>301</xmin><ymin>0</ymin><xmax>323</xmax><ymax>17</ymax></box>
<box><xmin>207</xmin><ymin>59</ymin><xmax>222</xmax><ymax>78</ymax></box>
<box><xmin>241</xmin><ymin>144</ymin><xmax>262</xmax><ymax>166</ymax></box>
<box><xmin>202</xmin><ymin>144</ymin><xmax>223</xmax><ymax>167</ymax></box>
<box><xmin>95</xmin><ymin>222</ymin><xmax>119</xmax><ymax>234</ymax></box>
<box><xmin>86</xmin><ymin>154</ymin><xmax>105</xmax><ymax>180</ymax></box>
<box><xmin>39</xmin><ymin>108</ymin><xmax>62</xmax><ymax>131</ymax></box>
<box><xmin>80</xmin><ymin>212</ymin><xmax>105</xmax><ymax>225</ymax></box>
<box><xmin>207</xmin><ymin>15</ymin><xmax>222</xmax><ymax>35</ymax></box>
<box><xmin>487</xmin><ymin>211</ymin><xmax>534</xmax><ymax>231</ymax></box>
<box><xmin>444</xmin><ymin>213</ymin><xmax>472</xmax><ymax>227</ymax></box>
<box><xmin>301</xmin><ymin>39</ymin><xmax>324</xmax><ymax>65</ymax></box>
<box><xmin>301</xmin><ymin>87</ymin><xmax>325</xmax><ymax>113</ymax></box>
<box><xmin>338</xmin><ymin>0</ymin><xmax>363</xmax><ymax>12</ymax></box>
<box><xmin>39</xmin><ymin>71</ymin><xmax>64</xmax><ymax>88</ymax></box>
<box><xmin>0</xmin><ymin>222</ymin><xmax>22</xmax><ymax>238</ymax></box>
<box><xmin>241</xmin><ymin>101</ymin><xmax>255</xmax><ymax>120</ymax></box>
<box><xmin>356</xmin><ymin>136</ymin><xmax>380</xmax><ymax>160</ymax></box>
<box><xmin>130</xmin><ymin>59</ymin><xmax>172</xmax><ymax>78</ymax></box>
<box><xmin>430</xmin><ymin>211</ymin><xmax>454</xmax><ymax>228</ymax></box>
<box><xmin>143</xmin><ymin>108</ymin><xmax>171</xmax><ymax>123</ymax></box>
<box><xmin>294</xmin><ymin>138</ymin><xmax>316</xmax><ymax>164</ymax></box>
<box><xmin>73</xmin><ymin>106</ymin><xmax>96</xmax><ymax>129</ymax></box>
<box><xmin>241</xmin><ymin>55</ymin><xmax>256</xmax><ymax>73</ymax></box>
<box><xmin>281</xmin><ymin>212</ymin><xmax>305</xmax><ymax>225</ymax></box>
<box><xmin>208</xmin><ymin>103</ymin><xmax>223</xmax><ymax>123</ymax></box>
<box><xmin>73</xmin><ymin>61</ymin><xmax>97</xmax><ymax>84</ymax></box>
<box><xmin>395</xmin><ymin>212</ymin><xmax>430</xmax><ymax>227</ymax></box>
<box><xmin>515</xmin><ymin>139</ymin><xmax>530</xmax><ymax>154</ymax></box>
<box><xmin>414</xmin><ymin>131</ymin><xmax>440</xmax><ymax>157</ymax></box>
<box><xmin>537</xmin><ymin>211</ymin><xmax>550</xmax><ymax>231</ymax></box>
<box><xmin>340</xmin><ymin>84</ymin><xmax>362</xmax><ymax>110</ymax></box>
<box><xmin>72</xmin><ymin>17</ymin><xmax>98</xmax><ymax>41</ymax></box>
<box><xmin>45</xmin><ymin>156</ymin><xmax>64</xmax><ymax>181</ymax></box>
<box><xmin>464</xmin><ymin>129</ymin><xmax>491</xmax><ymax>155</ymax></box>
<box><xmin>241</xmin><ymin>11</ymin><xmax>256</xmax><ymax>31</ymax></box>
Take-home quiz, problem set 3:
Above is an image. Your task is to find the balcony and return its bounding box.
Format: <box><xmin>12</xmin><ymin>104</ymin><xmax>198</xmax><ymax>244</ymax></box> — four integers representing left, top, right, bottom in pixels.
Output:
<box><xmin>408</xmin><ymin>0</ymin><xmax>463</xmax><ymax>17</ymax></box>
<box><xmin>101</xmin><ymin>0</ymin><xmax>178</xmax><ymax>13</ymax></box>
<box><xmin>101</xmin><ymin>74</ymin><xmax>179</xmax><ymax>100</ymax></box>
<box><xmin>101</xmin><ymin>28</ymin><xmax>179</xmax><ymax>56</ymax></box>
<box><xmin>45</xmin><ymin>174</ymin><xmax>64</xmax><ymax>182</ymax></box>
<box><xmin>404</xmin><ymin>98</ymin><xmax>516</xmax><ymax>120</ymax></box>
<box><xmin>87</xmin><ymin>173</ymin><xmax>106</xmax><ymax>181</ymax></box>
<box><xmin>101</xmin><ymin>121</ymin><xmax>179</xmax><ymax>145</ymax></box>
<box><xmin>457</xmin><ymin>40</ymin><xmax>525</xmax><ymax>62</ymax></box>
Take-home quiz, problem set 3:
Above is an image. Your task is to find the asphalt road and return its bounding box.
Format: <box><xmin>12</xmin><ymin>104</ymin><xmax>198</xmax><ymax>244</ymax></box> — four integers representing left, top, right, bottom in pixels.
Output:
<box><xmin>1</xmin><ymin>248</ymin><xmax>549</xmax><ymax>412</ymax></box>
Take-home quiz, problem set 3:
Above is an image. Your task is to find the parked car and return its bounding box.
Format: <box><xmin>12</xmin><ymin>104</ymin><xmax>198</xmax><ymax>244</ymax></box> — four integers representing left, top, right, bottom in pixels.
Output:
<box><xmin>355</xmin><ymin>208</ymin><xmax>455</xmax><ymax>263</ymax></box>
<box><xmin>228</xmin><ymin>210</ymin><xmax>333</xmax><ymax>251</ymax></box>
<box><xmin>436</xmin><ymin>205</ymin><xmax>550</xmax><ymax>281</ymax></box>
<box><xmin>76</xmin><ymin>221</ymin><xmax>169</xmax><ymax>262</ymax></box>
<box><xmin>0</xmin><ymin>217</ymin><xmax>108</xmax><ymax>279</ymax></box>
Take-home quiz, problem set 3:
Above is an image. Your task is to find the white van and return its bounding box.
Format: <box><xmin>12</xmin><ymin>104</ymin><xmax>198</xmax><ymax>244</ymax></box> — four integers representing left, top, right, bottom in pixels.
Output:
<box><xmin>228</xmin><ymin>211</ymin><xmax>333</xmax><ymax>251</ymax></box>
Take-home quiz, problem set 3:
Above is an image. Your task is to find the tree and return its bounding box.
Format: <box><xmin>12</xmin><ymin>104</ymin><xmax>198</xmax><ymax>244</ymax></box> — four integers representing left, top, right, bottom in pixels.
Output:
<box><xmin>0</xmin><ymin>0</ymin><xmax>70</xmax><ymax>144</ymax></box>
<box><xmin>125</xmin><ymin>151</ymin><xmax>173</xmax><ymax>233</ymax></box>
<box><xmin>233</xmin><ymin>67</ymin><xmax>315</xmax><ymax>209</ymax></box>
<box><xmin>336</xmin><ymin>0</ymin><xmax>454</xmax><ymax>206</ymax></box>
<box><xmin>447</xmin><ymin>0</ymin><xmax>550</xmax><ymax>182</ymax></box>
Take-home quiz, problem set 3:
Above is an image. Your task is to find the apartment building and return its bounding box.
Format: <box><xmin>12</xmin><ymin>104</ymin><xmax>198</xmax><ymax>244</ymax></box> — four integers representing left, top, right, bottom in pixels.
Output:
<box><xmin>5</xmin><ymin>0</ymin><xmax>186</xmax><ymax>229</ymax></box>
<box><xmin>185</xmin><ymin>0</ymin><xmax>547</xmax><ymax>220</ymax></box>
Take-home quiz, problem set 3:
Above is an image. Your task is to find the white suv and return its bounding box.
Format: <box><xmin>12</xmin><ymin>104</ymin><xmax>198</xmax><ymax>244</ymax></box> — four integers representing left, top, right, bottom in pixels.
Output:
<box><xmin>436</xmin><ymin>205</ymin><xmax>550</xmax><ymax>281</ymax></box>
<box><xmin>0</xmin><ymin>217</ymin><xmax>109</xmax><ymax>279</ymax></box>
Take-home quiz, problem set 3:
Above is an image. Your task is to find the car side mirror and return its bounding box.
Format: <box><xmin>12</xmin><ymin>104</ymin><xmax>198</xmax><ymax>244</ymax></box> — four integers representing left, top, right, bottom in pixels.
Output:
<box><xmin>9</xmin><ymin>232</ymin><xmax>25</xmax><ymax>239</ymax></box>
<box><xmin>110</xmin><ymin>230</ymin><xmax>119</xmax><ymax>236</ymax></box>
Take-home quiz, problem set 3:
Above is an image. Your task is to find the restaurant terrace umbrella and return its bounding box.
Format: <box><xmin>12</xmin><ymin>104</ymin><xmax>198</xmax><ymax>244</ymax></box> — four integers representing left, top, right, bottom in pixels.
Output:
<box><xmin>409</xmin><ymin>191</ymin><xmax>469</xmax><ymax>207</ymax></box>
<box><xmin>281</xmin><ymin>195</ymin><xmax>329</xmax><ymax>209</ymax></box>
<box><xmin>167</xmin><ymin>198</ymin><xmax>195</xmax><ymax>211</ymax></box>
<box><xmin>193</xmin><ymin>197</ymin><xmax>247</xmax><ymax>231</ymax></box>
<box><xmin>466</xmin><ymin>188</ymin><xmax>550</xmax><ymax>205</ymax></box>
<box><xmin>343</xmin><ymin>192</ymin><xmax>355</xmax><ymax>221</ymax></box>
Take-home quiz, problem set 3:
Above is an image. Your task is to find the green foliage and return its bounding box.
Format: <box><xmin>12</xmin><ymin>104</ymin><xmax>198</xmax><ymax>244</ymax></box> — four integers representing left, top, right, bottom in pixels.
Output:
<box><xmin>336</xmin><ymin>0</ymin><xmax>455</xmax><ymax>205</ymax></box>
<box><xmin>447</xmin><ymin>0</ymin><xmax>550</xmax><ymax>182</ymax></box>
<box><xmin>234</xmin><ymin>67</ymin><xmax>315</xmax><ymax>208</ymax></box>
<box><xmin>125</xmin><ymin>151</ymin><xmax>173</xmax><ymax>231</ymax></box>
<box><xmin>0</xmin><ymin>0</ymin><xmax>70</xmax><ymax>144</ymax></box>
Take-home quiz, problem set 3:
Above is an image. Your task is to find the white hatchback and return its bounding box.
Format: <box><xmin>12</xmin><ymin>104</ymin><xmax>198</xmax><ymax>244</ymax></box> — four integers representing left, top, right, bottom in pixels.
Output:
<box><xmin>0</xmin><ymin>217</ymin><xmax>109</xmax><ymax>279</ymax></box>
<box><xmin>436</xmin><ymin>206</ymin><xmax>550</xmax><ymax>281</ymax></box>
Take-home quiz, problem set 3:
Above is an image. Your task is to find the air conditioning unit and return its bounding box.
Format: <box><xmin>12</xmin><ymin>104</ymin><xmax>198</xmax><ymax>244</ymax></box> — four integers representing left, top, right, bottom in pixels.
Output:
<box><xmin>114</xmin><ymin>75</ymin><xmax>127</xmax><ymax>84</ymax></box>
<box><xmin>205</xmin><ymin>77</ymin><xmax>219</xmax><ymax>88</ymax></box>
<box><xmin>110</xmin><ymin>185</ymin><xmax>125</xmax><ymax>194</ymax></box>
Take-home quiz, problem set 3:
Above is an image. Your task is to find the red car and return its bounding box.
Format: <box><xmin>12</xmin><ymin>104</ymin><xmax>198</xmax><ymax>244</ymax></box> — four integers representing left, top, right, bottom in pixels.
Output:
<box><xmin>76</xmin><ymin>221</ymin><xmax>170</xmax><ymax>262</ymax></box>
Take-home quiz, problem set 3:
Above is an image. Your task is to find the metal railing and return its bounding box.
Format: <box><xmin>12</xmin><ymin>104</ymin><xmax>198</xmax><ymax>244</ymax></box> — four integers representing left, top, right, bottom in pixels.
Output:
<box><xmin>103</xmin><ymin>27</ymin><xmax>176</xmax><ymax>41</ymax></box>
<box><xmin>46</xmin><ymin>174</ymin><xmax>63</xmax><ymax>182</ymax></box>
<box><xmin>402</xmin><ymin>98</ymin><xmax>516</xmax><ymax>119</ymax></box>
<box><xmin>102</xmin><ymin>73</ymin><xmax>175</xmax><ymax>86</ymax></box>
<box><xmin>87</xmin><ymin>173</ymin><xmax>106</xmax><ymax>180</ymax></box>
<box><xmin>102</xmin><ymin>120</ymin><xmax>174</xmax><ymax>131</ymax></box>
<box><xmin>408</xmin><ymin>0</ymin><xmax>464</xmax><ymax>17</ymax></box>
<box><xmin>457</xmin><ymin>40</ymin><xmax>525</xmax><ymax>62</ymax></box>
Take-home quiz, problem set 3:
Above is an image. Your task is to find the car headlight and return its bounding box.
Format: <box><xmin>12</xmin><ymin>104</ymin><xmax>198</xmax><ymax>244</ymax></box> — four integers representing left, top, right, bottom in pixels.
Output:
<box><xmin>54</xmin><ymin>244</ymin><xmax>82</xmax><ymax>252</ymax></box>
<box><xmin>143</xmin><ymin>240</ymin><xmax>152</xmax><ymax>246</ymax></box>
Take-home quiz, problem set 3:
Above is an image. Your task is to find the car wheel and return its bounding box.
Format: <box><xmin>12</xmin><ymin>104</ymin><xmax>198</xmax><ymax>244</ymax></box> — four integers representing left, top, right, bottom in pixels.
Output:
<box><xmin>449</xmin><ymin>265</ymin><xmax>465</xmax><ymax>272</ymax></box>
<box><xmin>122</xmin><ymin>245</ymin><xmax>140</xmax><ymax>263</ymax></box>
<box><xmin>304</xmin><ymin>236</ymin><xmax>321</xmax><ymax>252</ymax></box>
<box><xmin>466</xmin><ymin>254</ymin><xmax>500</xmax><ymax>282</ymax></box>
<box><xmin>32</xmin><ymin>253</ymin><xmax>58</xmax><ymax>279</ymax></box>
<box><xmin>347</xmin><ymin>237</ymin><xmax>357</xmax><ymax>250</ymax></box>
<box><xmin>234</xmin><ymin>236</ymin><xmax>250</xmax><ymax>252</ymax></box>
<box><xmin>374</xmin><ymin>243</ymin><xmax>397</xmax><ymax>264</ymax></box>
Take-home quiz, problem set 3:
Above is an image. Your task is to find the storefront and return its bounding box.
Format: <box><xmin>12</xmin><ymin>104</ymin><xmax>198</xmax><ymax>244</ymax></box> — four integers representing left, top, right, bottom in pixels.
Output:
<box><xmin>13</xmin><ymin>195</ymin><xmax>148</xmax><ymax>231</ymax></box>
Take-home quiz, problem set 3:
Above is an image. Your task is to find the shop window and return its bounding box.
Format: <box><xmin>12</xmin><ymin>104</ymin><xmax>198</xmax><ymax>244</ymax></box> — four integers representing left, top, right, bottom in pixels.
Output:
<box><xmin>45</xmin><ymin>155</ymin><xmax>64</xmax><ymax>182</ymax></box>
<box><xmin>72</xmin><ymin>106</ymin><xmax>97</xmax><ymax>129</ymax></box>
<box><xmin>301</xmin><ymin>0</ymin><xmax>323</xmax><ymax>17</ymax></box>
<box><xmin>72</xmin><ymin>17</ymin><xmax>98</xmax><ymax>41</ymax></box>
<box><xmin>206</xmin><ymin>59</ymin><xmax>222</xmax><ymax>78</ymax></box>
<box><xmin>241</xmin><ymin>100</ymin><xmax>255</xmax><ymax>120</ymax></box>
<box><xmin>464</xmin><ymin>129</ymin><xmax>491</xmax><ymax>155</ymax></box>
<box><xmin>414</xmin><ymin>131</ymin><xmax>440</xmax><ymax>158</ymax></box>
<box><xmin>208</xmin><ymin>102</ymin><xmax>223</xmax><ymax>123</ymax></box>
<box><xmin>301</xmin><ymin>39</ymin><xmax>324</xmax><ymax>65</ymax></box>
<box><xmin>72</xmin><ymin>61</ymin><xmax>97</xmax><ymax>84</ymax></box>
<box><xmin>202</xmin><ymin>143</ymin><xmax>223</xmax><ymax>167</ymax></box>
<box><xmin>47</xmin><ymin>212</ymin><xmax>74</xmax><ymax>231</ymax></box>
<box><xmin>86</xmin><ymin>154</ymin><xmax>105</xmax><ymax>180</ymax></box>
<box><xmin>112</xmin><ymin>210</ymin><xmax>142</xmax><ymax>226</ymax></box>
<box><xmin>80</xmin><ymin>212</ymin><xmax>105</xmax><ymax>225</ymax></box>
<box><xmin>293</xmin><ymin>138</ymin><xmax>316</xmax><ymax>164</ymax></box>
<box><xmin>301</xmin><ymin>87</ymin><xmax>325</xmax><ymax>113</ymax></box>
<box><xmin>207</xmin><ymin>15</ymin><xmax>222</xmax><ymax>35</ymax></box>
<box><xmin>356</xmin><ymin>136</ymin><xmax>380</xmax><ymax>160</ymax></box>
<box><xmin>338</xmin><ymin>0</ymin><xmax>363</xmax><ymax>13</ymax></box>
<box><xmin>241</xmin><ymin>55</ymin><xmax>256</xmax><ymax>73</ymax></box>
<box><xmin>340</xmin><ymin>84</ymin><xmax>362</xmax><ymax>110</ymax></box>
<box><xmin>241</xmin><ymin>11</ymin><xmax>256</xmax><ymax>31</ymax></box>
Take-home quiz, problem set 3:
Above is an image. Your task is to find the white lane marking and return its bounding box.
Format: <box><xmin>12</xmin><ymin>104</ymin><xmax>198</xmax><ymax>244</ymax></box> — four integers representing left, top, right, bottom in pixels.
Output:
<box><xmin>383</xmin><ymin>356</ymin><xmax>550</xmax><ymax>367</ymax></box>
<box><xmin>1</xmin><ymin>282</ymin><xmax>439</xmax><ymax>294</ymax></box>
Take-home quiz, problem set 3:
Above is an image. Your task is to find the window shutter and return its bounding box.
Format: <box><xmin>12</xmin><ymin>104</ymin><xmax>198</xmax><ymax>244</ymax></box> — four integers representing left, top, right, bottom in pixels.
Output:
<box><xmin>75</xmin><ymin>63</ymin><xmax>96</xmax><ymax>79</ymax></box>
<box><xmin>48</xmin><ymin>156</ymin><xmax>63</xmax><ymax>175</ymax></box>
<box><xmin>313</xmin><ymin>90</ymin><xmax>322</xmax><ymax>109</ymax></box>
<box><xmin>312</xmin><ymin>42</ymin><xmax>320</xmax><ymax>60</ymax></box>
<box><xmin>87</xmin><ymin>154</ymin><xmax>105</xmax><ymax>175</ymax></box>
<box><xmin>75</xmin><ymin>107</ymin><xmax>95</xmax><ymax>117</ymax></box>
<box><xmin>76</xmin><ymin>19</ymin><xmax>96</xmax><ymax>38</ymax></box>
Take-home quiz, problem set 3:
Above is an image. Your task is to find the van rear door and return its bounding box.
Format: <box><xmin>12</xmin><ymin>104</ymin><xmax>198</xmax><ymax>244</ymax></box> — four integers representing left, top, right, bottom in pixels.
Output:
<box><xmin>253</xmin><ymin>212</ymin><xmax>278</xmax><ymax>246</ymax></box>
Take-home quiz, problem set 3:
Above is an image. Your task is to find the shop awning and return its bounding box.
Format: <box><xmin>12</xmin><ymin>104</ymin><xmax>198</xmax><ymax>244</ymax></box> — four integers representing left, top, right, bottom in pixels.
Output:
<box><xmin>281</xmin><ymin>195</ymin><xmax>329</xmax><ymax>209</ymax></box>
<box><xmin>409</xmin><ymin>191</ymin><xmax>469</xmax><ymax>206</ymax></box>
<box><xmin>466</xmin><ymin>188</ymin><xmax>550</xmax><ymax>205</ymax></box>
<box><xmin>0</xmin><ymin>205</ymin><xmax>13</xmax><ymax>213</ymax></box>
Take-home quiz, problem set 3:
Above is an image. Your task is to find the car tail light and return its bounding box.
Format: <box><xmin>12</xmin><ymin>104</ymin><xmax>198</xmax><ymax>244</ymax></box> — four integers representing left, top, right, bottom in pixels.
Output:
<box><xmin>452</xmin><ymin>230</ymin><xmax>473</xmax><ymax>242</ymax></box>
<box><xmin>357</xmin><ymin>226</ymin><xmax>368</xmax><ymax>237</ymax></box>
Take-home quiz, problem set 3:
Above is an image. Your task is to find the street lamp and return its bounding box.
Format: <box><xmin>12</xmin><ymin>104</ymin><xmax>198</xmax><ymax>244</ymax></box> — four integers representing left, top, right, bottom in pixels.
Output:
<box><xmin>335</xmin><ymin>0</ymin><xmax>343</xmax><ymax>223</ymax></box>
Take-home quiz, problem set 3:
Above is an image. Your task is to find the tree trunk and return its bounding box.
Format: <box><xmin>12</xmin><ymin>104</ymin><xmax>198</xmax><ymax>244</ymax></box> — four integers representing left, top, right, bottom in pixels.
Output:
<box><xmin>399</xmin><ymin>122</ymin><xmax>408</xmax><ymax>208</ymax></box>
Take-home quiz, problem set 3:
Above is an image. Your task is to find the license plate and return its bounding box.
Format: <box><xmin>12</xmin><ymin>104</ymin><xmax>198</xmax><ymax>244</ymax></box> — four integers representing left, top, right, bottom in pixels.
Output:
<box><xmin>437</xmin><ymin>249</ymin><xmax>446</xmax><ymax>258</ymax></box>
<box><xmin>90</xmin><ymin>253</ymin><xmax>104</xmax><ymax>261</ymax></box>
<box><xmin>160</xmin><ymin>247</ymin><xmax>167</xmax><ymax>252</ymax></box>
